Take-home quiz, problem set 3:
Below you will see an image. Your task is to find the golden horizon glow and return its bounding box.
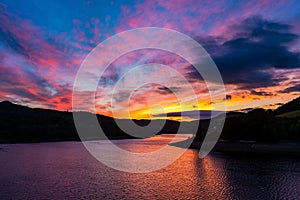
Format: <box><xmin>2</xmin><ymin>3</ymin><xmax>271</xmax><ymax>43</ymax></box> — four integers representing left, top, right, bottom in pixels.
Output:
<box><xmin>93</xmin><ymin>92</ymin><xmax>299</xmax><ymax>122</ymax></box>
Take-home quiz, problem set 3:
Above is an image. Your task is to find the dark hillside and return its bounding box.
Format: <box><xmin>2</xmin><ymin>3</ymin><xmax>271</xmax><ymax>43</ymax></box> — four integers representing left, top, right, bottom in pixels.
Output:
<box><xmin>274</xmin><ymin>96</ymin><xmax>300</xmax><ymax>115</ymax></box>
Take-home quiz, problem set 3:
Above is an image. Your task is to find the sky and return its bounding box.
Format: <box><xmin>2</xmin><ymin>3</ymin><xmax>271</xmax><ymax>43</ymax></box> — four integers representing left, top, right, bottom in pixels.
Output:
<box><xmin>0</xmin><ymin>0</ymin><xmax>300</xmax><ymax>121</ymax></box>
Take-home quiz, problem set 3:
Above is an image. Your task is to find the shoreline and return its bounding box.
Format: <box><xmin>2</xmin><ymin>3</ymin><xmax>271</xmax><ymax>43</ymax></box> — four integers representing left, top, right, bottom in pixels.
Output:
<box><xmin>0</xmin><ymin>136</ymin><xmax>139</xmax><ymax>144</ymax></box>
<box><xmin>170</xmin><ymin>138</ymin><xmax>300</xmax><ymax>156</ymax></box>
<box><xmin>2</xmin><ymin>135</ymin><xmax>300</xmax><ymax>157</ymax></box>
<box><xmin>0</xmin><ymin>133</ymin><xmax>189</xmax><ymax>144</ymax></box>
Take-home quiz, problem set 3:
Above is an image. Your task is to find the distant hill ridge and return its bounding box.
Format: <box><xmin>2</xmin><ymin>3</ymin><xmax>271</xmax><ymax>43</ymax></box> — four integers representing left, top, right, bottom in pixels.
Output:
<box><xmin>274</xmin><ymin>96</ymin><xmax>300</xmax><ymax>115</ymax></box>
<box><xmin>0</xmin><ymin>100</ymin><xmax>184</xmax><ymax>143</ymax></box>
<box><xmin>0</xmin><ymin>96</ymin><xmax>299</xmax><ymax>143</ymax></box>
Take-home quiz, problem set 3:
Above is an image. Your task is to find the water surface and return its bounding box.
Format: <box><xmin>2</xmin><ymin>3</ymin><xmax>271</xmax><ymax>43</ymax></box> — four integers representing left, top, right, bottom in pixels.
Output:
<box><xmin>0</xmin><ymin>134</ymin><xmax>299</xmax><ymax>199</ymax></box>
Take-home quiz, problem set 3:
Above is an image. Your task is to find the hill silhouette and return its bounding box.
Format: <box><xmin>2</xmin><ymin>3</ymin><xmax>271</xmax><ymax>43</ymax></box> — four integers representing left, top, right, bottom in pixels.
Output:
<box><xmin>274</xmin><ymin>96</ymin><xmax>300</xmax><ymax>115</ymax></box>
<box><xmin>170</xmin><ymin>96</ymin><xmax>300</xmax><ymax>155</ymax></box>
<box><xmin>0</xmin><ymin>96</ymin><xmax>299</xmax><ymax>143</ymax></box>
<box><xmin>0</xmin><ymin>101</ymin><xmax>186</xmax><ymax>143</ymax></box>
<box><xmin>193</xmin><ymin>96</ymin><xmax>300</xmax><ymax>142</ymax></box>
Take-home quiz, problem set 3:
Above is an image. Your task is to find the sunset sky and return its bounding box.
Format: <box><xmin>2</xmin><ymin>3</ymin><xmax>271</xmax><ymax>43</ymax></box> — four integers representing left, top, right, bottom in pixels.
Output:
<box><xmin>0</xmin><ymin>0</ymin><xmax>300</xmax><ymax>120</ymax></box>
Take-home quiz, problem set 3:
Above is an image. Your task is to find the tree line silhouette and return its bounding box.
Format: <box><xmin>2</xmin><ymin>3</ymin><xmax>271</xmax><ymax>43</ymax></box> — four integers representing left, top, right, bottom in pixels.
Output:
<box><xmin>0</xmin><ymin>96</ymin><xmax>299</xmax><ymax>143</ymax></box>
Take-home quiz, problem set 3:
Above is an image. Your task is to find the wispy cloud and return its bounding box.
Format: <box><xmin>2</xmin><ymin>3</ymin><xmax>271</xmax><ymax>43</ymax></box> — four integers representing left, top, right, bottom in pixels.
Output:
<box><xmin>0</xmin><ymin>1</ymin><xmax>299</xmax><ymax>119</ymax></box>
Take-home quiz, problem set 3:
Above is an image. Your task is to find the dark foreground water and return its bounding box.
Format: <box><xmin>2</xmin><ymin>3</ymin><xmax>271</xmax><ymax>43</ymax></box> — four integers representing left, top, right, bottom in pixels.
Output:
<box><xmin>0</xmin><ymin>134</ymin><xmax>299</xmax><ymax>199</ymax></box>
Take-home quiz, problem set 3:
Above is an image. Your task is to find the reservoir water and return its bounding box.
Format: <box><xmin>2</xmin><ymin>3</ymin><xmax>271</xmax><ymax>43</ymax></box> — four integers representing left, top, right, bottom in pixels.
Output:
<box><xmin>0</xmin><ymin>134</ymin><xmax>299</xmax><ymax>199</ymax></box>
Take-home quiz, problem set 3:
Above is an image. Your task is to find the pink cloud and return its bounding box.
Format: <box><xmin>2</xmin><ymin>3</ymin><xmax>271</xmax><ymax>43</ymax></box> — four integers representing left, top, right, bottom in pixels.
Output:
<box><xmin>0</xmin><ymin>4</ymin><xmax>86</xmax><ymax>110</ymax></box>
